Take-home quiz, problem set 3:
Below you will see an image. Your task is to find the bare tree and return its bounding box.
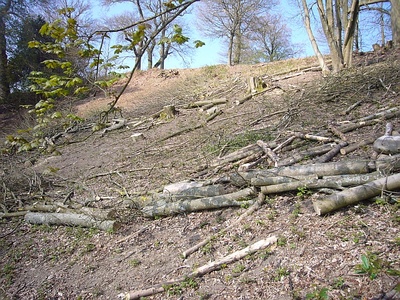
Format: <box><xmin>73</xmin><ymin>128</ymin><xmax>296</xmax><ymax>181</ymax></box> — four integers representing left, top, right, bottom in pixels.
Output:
<box><xmin>389</xmin><ymin>0</ymin><xmax>399</xmax><ymax>46</ymax></box>
<box><xmin>243</xmin><ymin>14</ymin><xmax>300</xmax><ymax>63</ymax></box>
<box><xmin>102</xmin><ymin>0</ymin><xmax>193</xmax><ymax>69</ymax></box>
<box><xmin>0</xmin><ymin>0</ymin><xmax>50</xmax><ymax>103</ymax></box>
<box><xmin>196</xmin><ymin>0</ymin><xmax>275</xmax><ymax>66</ymax></box>
<box><xmin>299</xmin><ymin>0</ymin><xmax>398</xmax><ymax>73</ymax></box>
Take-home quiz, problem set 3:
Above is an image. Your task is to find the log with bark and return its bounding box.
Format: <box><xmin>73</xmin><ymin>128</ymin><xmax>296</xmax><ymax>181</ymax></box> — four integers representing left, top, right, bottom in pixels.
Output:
<box><xmin>373</xmin><ymin>123</ymin><xmax>400</xmax><ymax>154</ymax></box>
<box><xmin>260</xmin><ymin>172</ymin><xmax>383</xmax><ymax>194</ymax></box>
<box><xmin>24</xmin><ymin>212</ymin><xmax>119</xmax><ymax>231</ymax></box>
<box><xmin>313</xmin><ymin>172</ymin><xmax>400</xmax><ymax>215</ymax></box>
<box><xmin>238</xmin><ymin>160</ymin><xmax>371</xmax><ymax>181</ymax></box>
<box><xmin>185</xmin><ymin>98</ymin><xmax>227</xmax><ymax>109</ymax></box>
<box><xmin>142</xmin><ymin>187</ymin><xmax>256</xmax><ymax>217</ymax></box>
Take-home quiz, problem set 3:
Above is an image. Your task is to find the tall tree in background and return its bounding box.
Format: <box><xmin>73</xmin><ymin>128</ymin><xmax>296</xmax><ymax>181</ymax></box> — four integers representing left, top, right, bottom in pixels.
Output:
<box><xmin>0</xmin><ymin>0</ymin><xmax>50</xmax><ymax>104</ymax></box>
<box><xmin>197</xmin><ymin>0</ymin><xmax>275</xmax><ymax>66</ymax></box>
<box><xmin>300</xmin><ymin>0</ymin><xmax>398</xmax><ymax>73</ymax></box>
<box><xmin>243</xmin><ymin>14</ymin><xmax>299</xmax><ymax>63</ymax></box>
<box><xmin>102</xmin><ymin>0</ymin><xmax>193</xmax><ymax>69</ymax></box>
<box><xmin>389</xmin><ymin>0</ymin><xmax>399</xmax><ymax>46</ymax></box>
<box><xmin>7</xmin><ymin>16</ymin><xmax>54</xmax><ymax>93</ymax></box>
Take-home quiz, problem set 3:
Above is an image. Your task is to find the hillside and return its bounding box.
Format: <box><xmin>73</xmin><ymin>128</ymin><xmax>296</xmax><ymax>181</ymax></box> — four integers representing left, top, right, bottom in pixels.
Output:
<box><xmin>0</xmin><ymin>51</ymin><xmax>399</xmax><ymax>300</ymax></box>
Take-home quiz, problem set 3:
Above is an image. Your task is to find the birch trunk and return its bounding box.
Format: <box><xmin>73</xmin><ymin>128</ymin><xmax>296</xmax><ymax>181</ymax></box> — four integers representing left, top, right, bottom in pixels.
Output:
<box><xmin>313</xmin><ymin>173</ymin><xmax>400</xmax><ymax>215</ymax></box>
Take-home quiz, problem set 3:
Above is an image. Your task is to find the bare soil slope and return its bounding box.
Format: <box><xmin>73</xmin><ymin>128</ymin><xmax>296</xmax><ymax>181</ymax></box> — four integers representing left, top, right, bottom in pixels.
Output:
<box><xmin>0</xmin><ymin>52</ymin><xmax>399</xmax><ymax>300</ymax></box>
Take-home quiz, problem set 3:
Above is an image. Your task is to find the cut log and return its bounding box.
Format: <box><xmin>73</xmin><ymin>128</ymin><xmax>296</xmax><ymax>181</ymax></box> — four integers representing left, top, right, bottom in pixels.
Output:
<box><xmin>373</xmin><ymin>136</ymin><xmax>400</xmax><ymax>154</ymax></box>
<box><xmin>338</xmin><ymin>119</ymin><xmax>379</xmax><ymax>133</ymax></box>
<box><xmin>250</xmin><ymin>174</ymin><xmax>317</xmax><ymax>186</ymax></box>
<box><xmin>328</xmin><ymin>124</ymin><xmax>347</xmax><ymax>141</ymax></box>
<box><xmin>313</xmin><ymin>172</ymin><xmax>400</xmax><ymax>215</ymax></box>
<box><xmin>100</xmin><ymin>118</ymin><xmax>126</xmax><ymax>136</ymax></box>
<box><xmin>261</xmin><ymin>172</ymin><xmax>383</xmax><ymax>194</ymax></box>
<box><xmin>239</xmin><ymin>160</ymin><xmax>371</xmax><ymax>181</ymax></box>
<box><xmin>186</xmin><ymin>98</ymin><xmax>227</xmax><ymax>108</ymax></box>
<box><xmin>292</xmin><ymin>132</ymin><xmax>334</xmax><ymax>143</ymax></box>
<box><xmin>21</xmin><ymin>204</ymin><xmax>117</xmax><ymax>221</ymax></box>
<box><xmin>273</xmin><ymin>136</ymin><xmax>297</xmax><ymax>152</ymax></box>
<box><xmin>374</xmin><ymin>153</ymin><xmax>400</xmax><ymax>172</ymax></box>
<box><xmin>340</xmin><ymin>136</ymin><xmax>379</xmax><ymax>155</ymax></box>
<box><xmin>257</xmin><ymin>140</ymin><xmax>279</xmax><ymax>167</ymax></box>
<box><xmin>142</xmin><ymin>187</ymin><xmax>256</xmax><ymax>217</ymax></box>
<box><xmin>158</xmin><ymin>184</ymin><xmax>235</xmax><ymax>201</ymax></box>
<box><xmin>316</xmin><ymin>141</ymin><xmax>348</xmax><ymax>163</ymax></box>
<box><xmin>24</xmin><ymin>212</ymin><xmax>119</xmax><ymax>231</ymax></box>
<box><xmin>352</xmin><ymin>106</ymin><xmax>400</xmax><ymax>122</ymax></box>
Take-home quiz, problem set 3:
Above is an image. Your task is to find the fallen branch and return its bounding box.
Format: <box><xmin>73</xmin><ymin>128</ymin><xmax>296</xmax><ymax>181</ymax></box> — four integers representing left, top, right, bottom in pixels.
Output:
<box><xmin>340</xmin><ymin>136</ymin><xmax>379</xmax><ymax>155</ymax></box>
<box><xmin>261</xmin><ymin>172</ymin><xmax>383</xmax><ymax>194</ymax></box>
<box><xmin>142</xmin><ymin>187</ymin><xmax>256</xmax><ymax>217</ymax></box>
<box><xmin>316</xmin><ymin>141</ymin><xmax>348</xmax><ymax>163</ymax></box>
<box><xmin>185</xmin><ymin>98</ymin><xmax>227</xmax><ymax>108</ymax></box>
<box><xmin>292</xmin><ymin>132</ymin><xmax>335</xmax><ymax>143</ymax></box>
<box><xmin>238</xmin><ymin>160</ymin><xmax>371</xmax><ymax>180</ymax></box>
<box><xmin>119</xmin><ymin>235</ymin><xmax>277</xmax><ymax>300</ymax></box>
<box><xmin>100</xmin><ymin>118</ymin><xmax>126</xmax><ymax>136</ymax></box>
<box><xmin>313</xmin><ymin>172</ymin><xmax>400</xmax><ymax>215</ymax></box>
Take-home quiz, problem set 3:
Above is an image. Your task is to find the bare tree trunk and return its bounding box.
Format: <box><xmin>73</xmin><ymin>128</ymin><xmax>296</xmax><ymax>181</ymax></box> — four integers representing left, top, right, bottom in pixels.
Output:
<box><xmin>228</xmin><ymin>32</ymin><xmax>235</xmax><ymax>66</ymax></box>
<box><xmin>0</xmin><ymin>11</ymin><xmax>10</xmax><ymax>103</ymax></box>
<box><xmin>317</xmin><ymin>0</ymin><xmax>343</xmax><ymax>72</ymax></box>
<box><xmin>300</xmin><ymin>0</ymin><xmax>330</xmax><ymax>74</ymax></box>
<box><xmin>343</xmin><ymin>0</ymin><xmax>359</xmax><ymax>67</ymax></box>
<box><xmin>313</xmin><ymin>173</ymin><xmax>400</xmax><ymax>215</ymax></box>
<box><xmin>391</xmin><ymin>0</ymin><xmax>400</xmax><ymax>47</ymax></box>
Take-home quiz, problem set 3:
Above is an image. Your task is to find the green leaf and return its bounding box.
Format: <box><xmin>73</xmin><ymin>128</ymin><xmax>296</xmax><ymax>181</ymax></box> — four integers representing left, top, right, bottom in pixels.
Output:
<box><xmin>361</xmin><ymin>254</ymin><xmax>370</xmax><ymax>270</ymax></box>
<box><xmin>194</xmin><ymin>40</ymin><xmax>205</xmax><ymax>48</ymax></box>
<box><xmin>51</xmin><ymin>111</ymin><xmax>62</xmax><ymax>119</ymax></box>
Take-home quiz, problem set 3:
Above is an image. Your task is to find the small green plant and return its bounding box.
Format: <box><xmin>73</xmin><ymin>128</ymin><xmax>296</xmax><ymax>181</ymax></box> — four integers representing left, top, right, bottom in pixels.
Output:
<box><xmin>163</xmin><ymin>277</ymin><xmax>198</xmax><ymax>296</ymax></box>
<box><xmin>2</xmin><ymin>263</ymin><xmax>15</xmax><ymax>285</ymax></box>
<box><xmin>273</xmin><ymin>267</ymin><xmax>289</xmax><ymax>281</ymax></box>
<box><xmin>243</xmin><ymin>223</ymin><xmax>252</xmax><ymax>232</ymax></box>
<box><xmin>277</xmin><ymin>236</ymin><xmax>287</xmax><ymax>247</ymax></box>
<box><xmin>240</xmin><ymin>202</ymin><xmax>250</xmax><ymax>209</ymax></box>
<box><xmin>305</xmin><ymin>287</ymin><xmax>329</xmax><ymax>299</ymax></box>
<box><xmin>291</xmin><ymin>203</ymin><xmax>302</xmax><ymax>218</ymax></box>
<box><xmin>332</xmin><ymin>277</ymin><xmax>345</xmax><ymax>289</ymax></box>
<box><xmin>255</xmin><ymin>219</ymin><xmax>265</xmax><ymax>226</ymax></box>
<box><xmin>129</xmin><ymin>259</ymin><xmax>141</xmax><ymax>267</ymax></box>
<box><xmin>232</xmin><ymin>263</ymin><xmax>246</xmax><ymax>274</ymax></box>
<box><xmin>297</xmin><ymin>186</ymin><xmax>312</xmax><ymax>199</ymax></box>
<box><xmin>82</xmin><ymin>243</ymin><xmax>96</xmax><ymax>254</ymax></box>
<box><xmin>354</xmin><ymin>253</ymin><xmax>382</xmax><ymax>279</ymax></box>
<box><xmin>201</xmin><ymin>242</ymin><xmax>213</xmax><ymax>254</ymax></box>
<box><xmin>267</xmin><ymin>210</ymin><xmax>277</xmax><ymax>221</ymax></box>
